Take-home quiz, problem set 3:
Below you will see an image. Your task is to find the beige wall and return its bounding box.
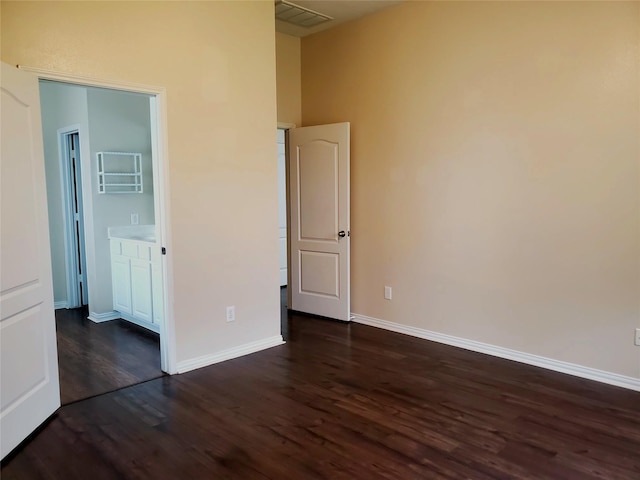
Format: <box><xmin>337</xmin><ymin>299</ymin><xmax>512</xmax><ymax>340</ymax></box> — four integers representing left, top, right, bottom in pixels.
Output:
<box><xmin>276</xmin><ymin>32</ymin><xmax>301</xmax><ymax>126</ymax></box>
<box><xmin>302</xmin><ymin>1</ymin><xmax>640</xmax><ymax>378</ymax></box>
<box><xmin>2</xmin><ymin>1</ymin><xmax>281</xmax><ymax>366</ymax></box>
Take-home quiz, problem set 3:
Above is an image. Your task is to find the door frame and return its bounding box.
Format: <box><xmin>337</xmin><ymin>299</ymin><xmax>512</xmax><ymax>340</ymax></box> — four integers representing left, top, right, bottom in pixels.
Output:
<box><xmin>18</xmin><ymin>65</ymin><xmax>177</xmax><ymax>374</ymax></box>
<box><xmin>58</xmin><ymin>126</ymin><xmax>88</xmax><ymax>309</ymax></box>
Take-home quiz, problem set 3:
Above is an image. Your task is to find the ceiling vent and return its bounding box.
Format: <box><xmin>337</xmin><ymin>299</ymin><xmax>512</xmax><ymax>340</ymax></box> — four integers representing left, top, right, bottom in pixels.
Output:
<box><xmin>275</xmin><ymin>0</ymin><xmax>333</xmax><ymax>28</ymax></box>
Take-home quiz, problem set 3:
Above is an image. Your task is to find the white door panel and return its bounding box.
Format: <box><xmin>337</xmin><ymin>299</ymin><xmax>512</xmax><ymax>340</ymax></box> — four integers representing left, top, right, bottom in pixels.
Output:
<box><xmin>300</xmin><ymin>251</ymin><xmax>339</xmax><ymax>297</ymax></box>
<box><xmin>298</xmin><ymin>141</ymin><xmax>338</xmax><ymax>240</ymax></box>
<box><xmin>1</xmin><ymin>81</ymin><xmax>40</xmax><ymax>290</ymax></box>
<box><xmin>289</xmin><ymin>122</ymin><xmax>350</xmax><ymax>321</ymax></box>
<box><xmin>1</xmin><ymin>62</ymin><xmax>60</xmax><ymax>459</ymax></box>
<box><xmin>112</xmin><ymin>255</ymin><xmax>132</xmax><ymax>314</ymax></box>
<box><xmin>1</xmin><ymin>307</ymin><xmax>48</xmax><ymax>407</ymax></box>
<box><xmin>130</xmin><ymin>258</ymin><xmax>153</xmax><ymax>323</ymax></box>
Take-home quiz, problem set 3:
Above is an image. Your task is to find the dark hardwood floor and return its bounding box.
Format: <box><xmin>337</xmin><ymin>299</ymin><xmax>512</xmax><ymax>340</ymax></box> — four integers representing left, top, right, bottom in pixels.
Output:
<box><xmin>3</xmin><ymin>305</ymin><xmax>640</xmax><ymax>479</ymax></box>
<box><xmin>55</xmin><ymin>307</ymin><xmax>163</xmax><ymax>405</ymax></box>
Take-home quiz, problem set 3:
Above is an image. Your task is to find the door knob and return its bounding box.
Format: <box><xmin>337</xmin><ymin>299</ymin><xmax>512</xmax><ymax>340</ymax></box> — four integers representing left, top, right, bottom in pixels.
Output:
<box><xmin>338</xmin><ymin>231</ymin><xmax>346</xmax><ymax>238</ymax></box>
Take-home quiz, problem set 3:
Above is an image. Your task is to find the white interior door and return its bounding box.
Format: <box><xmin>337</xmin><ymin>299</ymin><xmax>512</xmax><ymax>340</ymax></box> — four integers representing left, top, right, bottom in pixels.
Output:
<box><xmin>1</xmin><ymin>63</ymin><xmax>60</xmax><ymax>459</ymax></box>
<box><xmin>289</xmin><ymin>122</ymin><xmax>350</xmax><ymax>321</ymax></box>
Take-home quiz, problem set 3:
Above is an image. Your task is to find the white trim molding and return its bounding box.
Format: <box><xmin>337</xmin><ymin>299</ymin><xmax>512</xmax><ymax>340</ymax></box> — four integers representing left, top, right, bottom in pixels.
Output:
<box><xmin>53</xmin><ymin>301</ymin><xmax>68</xmax><ymax>310</ymax></box>
<box><xmin>17</xmin><ymin>65</ymin><xmax>165</xmax><ymax>95</ymax></box>
<box><xmin>352</xmin><ymin>313</ymin><xmax>640</xmax><ymax>392</ymax></box>
<box><xmin>176</xmin><ymin>336</ymin><xmax>285</xmax><ymax>374</ymax></box>
<box><xmin>88</xmin><ymin>311</ymin><xmax>120</xmax><ymax>323</ymax></box>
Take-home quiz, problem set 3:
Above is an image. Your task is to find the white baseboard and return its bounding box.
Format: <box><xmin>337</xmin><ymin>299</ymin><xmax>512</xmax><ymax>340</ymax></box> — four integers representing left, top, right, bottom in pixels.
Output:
<box><xmin>176</xmin><ymin>335</ymin><xmax>285</xmax><ymax>374</ymax></box>
<box><xmin>88</xmin><ymin>311</ymin><xmax>119</xmax><ymax>323</ymax></box>
<box><xmin>352</xmin><ymin>313</ymin><xmax>640</xmax><ymax>392</ymax></box>
<box><xmin>54</xmin><ymin>301</ymin><xmax>68</xmax><ymax>310</ymax></box>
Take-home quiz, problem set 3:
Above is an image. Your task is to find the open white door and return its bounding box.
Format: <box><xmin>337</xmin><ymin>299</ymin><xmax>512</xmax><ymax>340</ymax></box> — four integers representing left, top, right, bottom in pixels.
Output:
<box><xmin>1</xmin><ymin>63</ymin><xmax>60</xmax><ymax>459</ymax></box>
<box><xmin>289</xmin><ymin>122</ymin><xmax>350</xmax><ymax>321</ymax></box>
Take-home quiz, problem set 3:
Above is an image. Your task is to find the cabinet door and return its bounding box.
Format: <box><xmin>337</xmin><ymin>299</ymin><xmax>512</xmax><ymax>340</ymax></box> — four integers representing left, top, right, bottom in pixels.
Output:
<box><xmin>112</xmin><ymin>255</ymin><xmax>132</xmax><ymax>314</ymax></box>
<box><xmin>130</xmin><ymin>258</ymin><xmax>153</xmax><ymax>323</ymax></box>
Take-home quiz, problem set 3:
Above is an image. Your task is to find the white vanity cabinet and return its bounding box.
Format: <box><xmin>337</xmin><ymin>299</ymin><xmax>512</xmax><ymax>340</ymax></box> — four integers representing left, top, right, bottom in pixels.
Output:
<box><xmin>110</xmin><ymin>237</ymin><xmax>163</xmax><ymax>333</ymax></box>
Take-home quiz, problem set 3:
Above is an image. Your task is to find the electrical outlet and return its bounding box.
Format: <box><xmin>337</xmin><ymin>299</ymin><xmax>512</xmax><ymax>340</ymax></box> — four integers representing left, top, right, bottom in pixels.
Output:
<box><xmin>130</xmin><ymin>213</ymin><xmax>139</xmax><ymax>225</ymax></box>
<box><xmin>635</xmin><ymin>328</ymin><xmax>640</xmax><ymax>346</ymax></box>
<box><xmin>226</xmin><ymin>306</ymin><xmax>235</xmax><ymax>322</ymax></box>
<box><xmin>384</xmin><ymin>286</ymin><xmax>392</xmax><ymax>300</ymax></box>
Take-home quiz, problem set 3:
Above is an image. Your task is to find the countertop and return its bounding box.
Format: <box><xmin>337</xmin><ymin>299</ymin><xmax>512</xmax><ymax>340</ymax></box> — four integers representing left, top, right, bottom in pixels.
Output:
<box><xmin>108</xmin><ymin>225</ymin><xmax>156</xmax><ymax>243</ymax></box>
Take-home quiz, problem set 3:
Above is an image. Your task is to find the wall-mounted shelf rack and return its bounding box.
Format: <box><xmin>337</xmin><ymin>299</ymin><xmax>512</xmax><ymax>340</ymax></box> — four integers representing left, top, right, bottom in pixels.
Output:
<box><xmin>97</xmin><ymin>151</ymin><xmax>143</xmax><ymax>194</ymax></box>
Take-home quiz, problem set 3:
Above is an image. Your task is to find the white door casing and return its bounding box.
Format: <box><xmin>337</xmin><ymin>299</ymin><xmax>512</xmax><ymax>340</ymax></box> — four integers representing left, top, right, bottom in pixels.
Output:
<box><xmin>289</xmin><ymin>122</ymin><xmax>350</xmax><ymax>321</ymax></box>
<box><xmin>0</xmin><ymin>62</ymin><xmax>61</xmax><ymax>459</ymax></box>
<box><xmin>16</xmin><ymin>65</ymin><xmax>176</xmax><ymax>375</ymax></box>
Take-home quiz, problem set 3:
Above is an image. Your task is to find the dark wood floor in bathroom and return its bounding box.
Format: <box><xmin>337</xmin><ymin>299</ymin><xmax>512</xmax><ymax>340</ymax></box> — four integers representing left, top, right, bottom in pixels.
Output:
<box><xmin>55</xmin><ymin>307</ymin><xmax>163</xmax><ymax>404</ymax></box>
<box><xmin>4</xmin><ymin>299</ymin><xmax>640</xmax><ymax>479</ymax></box>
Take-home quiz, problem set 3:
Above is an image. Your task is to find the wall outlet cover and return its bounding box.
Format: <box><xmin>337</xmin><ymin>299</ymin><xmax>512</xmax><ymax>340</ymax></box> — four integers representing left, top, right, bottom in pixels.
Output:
<box><xmin>226</xmin><ymin>306</ymin><xmax>235</xmax><ymax>322</ymax></box>
<box><xmin>635</xmin><ymin>328</ymin><xmax>640</xmax><ymax>346</ymax></box>
<box><xmin>384</xmin><ymin>286</ymin><xmax>392</xmax><ymax>300</ymax></box>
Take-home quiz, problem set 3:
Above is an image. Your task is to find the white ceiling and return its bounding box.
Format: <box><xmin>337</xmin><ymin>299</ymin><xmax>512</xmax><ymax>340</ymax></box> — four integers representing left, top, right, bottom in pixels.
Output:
<box><xmin>275</xmin><ymin>0</ymin><xmax>402</xmax><ymax>37</ymax></box>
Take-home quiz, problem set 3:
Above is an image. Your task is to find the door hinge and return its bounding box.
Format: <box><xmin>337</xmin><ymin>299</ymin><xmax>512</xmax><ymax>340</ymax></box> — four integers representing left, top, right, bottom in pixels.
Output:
<box><xmin>161</xmin><ymin>247</ymin><xmax>167</xmax><ymax>255</ymax></box>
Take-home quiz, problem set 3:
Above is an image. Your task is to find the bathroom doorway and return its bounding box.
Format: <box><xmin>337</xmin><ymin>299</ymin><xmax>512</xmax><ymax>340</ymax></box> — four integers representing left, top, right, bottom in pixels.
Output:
<box><xmin>59</xmin><ymin>130</ymin><xmax>88</xmax><ymax>308</ymax></box>
<box><xmin>34</xmin><ymin>72</ymin><xmax>174</xmax><ymax>403</ymax></box>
